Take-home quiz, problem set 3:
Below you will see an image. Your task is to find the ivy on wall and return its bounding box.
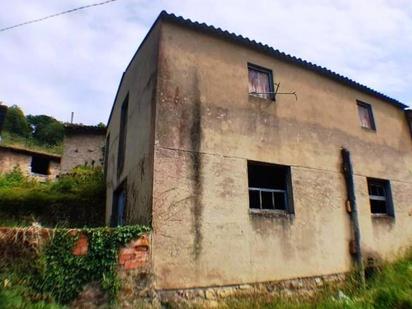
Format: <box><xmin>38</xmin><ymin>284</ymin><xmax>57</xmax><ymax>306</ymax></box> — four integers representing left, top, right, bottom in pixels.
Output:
<box><xmin>34</xmin><ymin>225</ymin><xmax>150</xmax><ymax>304</ymax></box>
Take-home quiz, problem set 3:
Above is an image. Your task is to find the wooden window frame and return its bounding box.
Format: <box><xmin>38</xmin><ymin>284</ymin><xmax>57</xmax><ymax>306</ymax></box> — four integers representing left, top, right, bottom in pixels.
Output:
<box><xmin>367</xmin><ymin>178</ymin><xmax>395</xmax><ymax>217</ymax></box>
<box><xmin>248</xmin><ymin>63</ymin><xmax>275</xmax><ymax>101</ymax></box>
<box><xmin>357</xmin><ymin>100</ymin><xmax>376</xmax><ymax>131</ymax></box>
<box><xmin>247</xmin><ymin>161</ymin><xmax>294</xmax><ymax>214</ymax></box>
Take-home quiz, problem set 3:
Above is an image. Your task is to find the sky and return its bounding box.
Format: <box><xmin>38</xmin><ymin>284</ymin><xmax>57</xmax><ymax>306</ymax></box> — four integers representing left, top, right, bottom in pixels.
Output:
<box><xmin>0</xmin><ymin>0</ymin><xmax>411</xmax><ymax>125</ymax></box>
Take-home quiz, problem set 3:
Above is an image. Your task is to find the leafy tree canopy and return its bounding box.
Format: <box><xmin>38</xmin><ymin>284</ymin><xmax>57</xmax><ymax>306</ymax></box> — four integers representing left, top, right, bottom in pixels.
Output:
<box><xmin>26</xmin><ymin>114</ymin><xmax>64</xmax><ymax>146</ymax></box>
<box><xmin>3</xmin><ymin>105</ymin><xmax>31</xmax><ymax>137</ymax></box>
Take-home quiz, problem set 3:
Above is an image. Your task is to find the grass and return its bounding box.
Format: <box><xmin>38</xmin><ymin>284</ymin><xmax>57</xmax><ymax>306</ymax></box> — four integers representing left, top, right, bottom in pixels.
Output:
<box><xmin>0</xmin><ymin>259</ymin><xmax>64</xmax><ymax>309</ymax></box>
<box><xmin>219</xmin><ymin>249</ymin><xmax>412</xmax><ymax>308</ymax></box>
<box><xmin>0</xmin><ymin>247</ymin><xmax>410</xmax><ymax>308</ymax></box>
<box><xmin>0</xmin><ymin>131</ymin><xmax>63</xmax><ymax>155</ymax></box>
<box><xmin>0</xmin><ymin>166</ymin><xmax>105</xmax><ymax>228</ymax></box>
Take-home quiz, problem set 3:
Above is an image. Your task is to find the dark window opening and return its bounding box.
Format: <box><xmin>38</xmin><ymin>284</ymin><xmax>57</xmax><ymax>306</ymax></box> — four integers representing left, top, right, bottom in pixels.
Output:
<box><xmin>367</xmin><ymin>178</ymin><xmax>394</xmax><ymax>216</ymax></box>
<box><xmin>31</xmin><ymin>156</ymin><xmax>50</xmax><ymax>175</ymax></box>
<box><xmin>117</xmin><ymin>95</ymin><xmax>128</xmax><ymax>177</ymax></box>
<box><xmin>247</xmin><ymin>161</ymin><xmax>294</xmax><ymax>213</ymax></box>
<box><xmin>248</xmin><ymin>64</ymin><xmax>274</xmax><ymax>100</ymax></box>
<box><xmin>111</xmin><ymin>180</ymin><xmax>127</xmax><ymax>227</ymax></box>
<box><xmin>104</xmin><ymin>133</ymin><xmax>110</xmax><ymax>179</ymax></box>
<box><xmin>357</xmin><ymin>101</ymin><xmax>376</xmax><ymax>130</ymax></box>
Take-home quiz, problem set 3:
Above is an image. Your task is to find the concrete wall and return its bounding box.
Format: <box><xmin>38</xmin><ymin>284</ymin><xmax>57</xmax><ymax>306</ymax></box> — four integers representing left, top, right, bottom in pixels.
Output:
<box><xmin>0</xmin><ymin>147</ymin><xmax>60</xmax><ymax>180</ymax></box>
<box><xmin>105</xmin><ymin>23</ymin><xmax>160</xmax><ymax>226</ymax></box>
<box><xmin>151</xmin><ymin>21</ymin><xmax>412</xmax><ymax>290</ymax></box>
<box><xmin>61</xmin><ymin>133</ymin><xmax>105</xmax><ymax>173</ymax></box>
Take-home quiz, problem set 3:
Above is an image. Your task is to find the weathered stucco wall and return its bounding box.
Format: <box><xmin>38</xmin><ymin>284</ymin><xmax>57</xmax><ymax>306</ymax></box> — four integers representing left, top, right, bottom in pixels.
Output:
<box><xmin>151</xmin><ymin>21</ymin><xmax>412</xmax><ymax>290</ymax></box>
<box><xmin>105</xmin><ymin>23</ymin><xmax>160</xmax><ymax>226</ymax></box>
<box><xmin>61</xmin><ymin>133</ymin><xmax>105</xmax><ymax>173</ymax></box>
<box><xmin>0</xmin><ymin>147</ymin><xmax>60</xmax><ymax>179</ymax></box>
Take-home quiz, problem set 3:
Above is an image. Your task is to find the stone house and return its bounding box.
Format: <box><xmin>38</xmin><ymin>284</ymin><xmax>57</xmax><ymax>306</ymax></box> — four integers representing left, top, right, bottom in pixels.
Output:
<box><xmin>0</xmin><ymin>145</ymin><xmax>60</xmax><ymax>179</ymax></box>
<box><xmin>60</xmin><ymin>124</ymin><xmax>106</xmax><ymax>174</ymax></box>
<box><xmin>0</xmin><ymin>104</ymin><xmax>60</xmax><ymax>179</ymax></box>
<box><xmin>105</xmin><ymin>11</ymin><xmax>412</xmax><ymax>299</ymax></box>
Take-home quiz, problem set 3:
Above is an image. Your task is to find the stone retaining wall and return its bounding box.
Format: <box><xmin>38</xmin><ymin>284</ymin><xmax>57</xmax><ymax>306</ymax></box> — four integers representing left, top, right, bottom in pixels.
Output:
<box><xmin>1</xmin><ymin>227</ymin><xmax>348</xmax><ymax>307</ymax></box>
<box><xmin>157</xmin><ymin>273</ymin><xmax>347</xmax><ymax>305</ymax></box>
<box><xmin>0</xmin><ymin>227</ymin><xmax>152</xmax><ymax>308</ymax></box>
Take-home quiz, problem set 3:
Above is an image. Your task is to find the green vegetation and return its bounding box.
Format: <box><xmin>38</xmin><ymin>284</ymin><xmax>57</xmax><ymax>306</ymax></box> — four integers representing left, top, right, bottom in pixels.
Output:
<box><xmin>38</xmin><ymin>225</ymin><xmax>149</xmax><ymax>303</ymax></box>
<box><xmin>221</xmin><ymin>250</ymin><xmax>412</xmax><ymax>308</ymax></box>
<box><xmin>3</xmin><ymin>105</ymin><xmax>31</xmax><ymax>138</ymax></box>
<box><xmin>0</xmin><ymin>249</ymin><xmax>63</xmax><ymax>308</ymax></box>
<box><xmin>1</xmin><ymin>105</ymin><xmax>64</xmax><ymax>155</ymax></box>
<box><xmin>0</xmin><ymin>226</ymin><xmax>149</xmax><ymax>307</ymax></box>
<box><xmin>27</xmin><ymin>115</ymin><xmax>64</xmax><ymax>147</ymax></box>
<box><xmin>0</xmin><ymin>131</ymin><xmax>63</xmax><ymax>155</ymax></box>
<box><xmin>0</xmin><ymin>166</ymin><xmax>105</xmax><ymax>227</ymax></box>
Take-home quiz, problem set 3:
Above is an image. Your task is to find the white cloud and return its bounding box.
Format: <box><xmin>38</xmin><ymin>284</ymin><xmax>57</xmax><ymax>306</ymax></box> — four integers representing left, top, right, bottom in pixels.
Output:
<box><xmin>0</xmin><ymin>0</ymin><xmax>411</xmax><ymax>125</ymax></box>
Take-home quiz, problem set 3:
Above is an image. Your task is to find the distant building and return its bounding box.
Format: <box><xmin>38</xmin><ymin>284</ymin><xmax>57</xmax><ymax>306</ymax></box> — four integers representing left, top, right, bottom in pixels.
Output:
<box><xmin>104</xmin><ymin>12</ymin><xmax>412</xmax><ymax>299</ymax></box>
<box><xmin>0</xmin><ymin>145</ymin><xmax>60</xmax><ymax>179</ymax></box>
<box><xmin>60</xmin><ymin>124</ymin><xmax>106</xmax><ymax>173</ymax></box>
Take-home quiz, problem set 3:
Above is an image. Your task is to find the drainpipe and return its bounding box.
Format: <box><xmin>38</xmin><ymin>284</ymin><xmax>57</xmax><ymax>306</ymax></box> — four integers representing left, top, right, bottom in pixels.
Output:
<box><xmin>341</xmin><ymin>148</ymin><xmax>365</xmax><ymax>287</ymax></box>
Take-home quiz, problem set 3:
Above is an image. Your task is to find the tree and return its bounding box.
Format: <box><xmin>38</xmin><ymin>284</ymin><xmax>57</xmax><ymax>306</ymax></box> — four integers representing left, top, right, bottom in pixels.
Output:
<box><xmin>26</xmin><ymin>115</ymin><xmax>64</xmax><ymax>146</ymax></box>
<box><xmin>3</xmin><ymin>105</ymin><xmax>31</xmax><ymax>137</ymax></box>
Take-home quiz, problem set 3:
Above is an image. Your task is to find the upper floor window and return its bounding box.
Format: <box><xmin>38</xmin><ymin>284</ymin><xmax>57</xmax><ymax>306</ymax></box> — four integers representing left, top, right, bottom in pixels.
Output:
<box><xmin>357</xmin><ymin>101</ymin><xmax>376</xmax><ymax>130</ymax></box>
<box><xmin>367</xmin><ymin>178</ymin><xmax>394</xmax><ymax>217</ymax></box>
<box><xmin>117</xmin><ymin>95</ymin><xmax>128</xmax><ymax>177</ymax></box>
<box><xmin>248</xmin><ymin>64</ymin><xmax>274</xmax><ymax>100</ymax></box>
<box><xmin>247</xmin><ymin>161</ymin><xmax>294</xmax><ymax>214</ymax></box>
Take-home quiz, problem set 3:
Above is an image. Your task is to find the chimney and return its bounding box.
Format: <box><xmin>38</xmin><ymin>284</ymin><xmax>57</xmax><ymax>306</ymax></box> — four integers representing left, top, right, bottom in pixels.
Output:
<box><xmin>0</xmin><ymin>103</ymin><xmax>8</xmax><ymax>135</ymax></box>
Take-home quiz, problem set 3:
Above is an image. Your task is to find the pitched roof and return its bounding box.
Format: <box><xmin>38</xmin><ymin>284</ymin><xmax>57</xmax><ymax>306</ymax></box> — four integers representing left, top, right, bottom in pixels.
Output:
<box><xmin>158</xmin><ymin>11</ymin><xmax>407</xmax><ymax>109</ymax></box>
<box><xmin>0</xmin><ymin>145</ymin><xmax>61</xmax><ymax>161</ymax></box>
<box><xmin>64</xmin><ymin>124</ymin><xmax>106</xmax><ymax>135</ymax></box>
<box><xmin>107</xmin><ymin>11</ymin><xmax>408</xmax><ymax>126</ymax></box>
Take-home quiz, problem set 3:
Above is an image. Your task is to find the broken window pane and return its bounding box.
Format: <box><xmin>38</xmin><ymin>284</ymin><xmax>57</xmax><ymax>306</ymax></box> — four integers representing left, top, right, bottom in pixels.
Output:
<box><xmin>247</xmin><ymin>161</ymin><xmax>292</xmax><ymax>212</ymax></box>
<box><xmin>248</xmin><ymin>65</ymin><xmax>273</xmax><ymax>100</ymax></box>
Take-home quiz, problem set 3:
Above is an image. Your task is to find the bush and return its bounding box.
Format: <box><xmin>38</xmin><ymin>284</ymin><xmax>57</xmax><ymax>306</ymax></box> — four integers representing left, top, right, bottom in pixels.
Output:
<box><xmin>0</xmin><ymin>166</ymin><xmax>37</xmax><ymax>188</ymax></box>
<box><xmin>37</xmin><ymin>225</ymin><xmax>149</xmax><ymax>304</ymax></box>
<box><xmin>0</xmin><ymin>166</ymin><xmax>105</xmax><ymax>227</ymax></box>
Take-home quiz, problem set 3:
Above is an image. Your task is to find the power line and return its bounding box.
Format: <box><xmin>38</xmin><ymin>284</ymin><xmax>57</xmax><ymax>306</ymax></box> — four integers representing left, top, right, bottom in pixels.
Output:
<box><xmin>0</xmin><ymin>0</ymin><xmax>120</xmax><ymax>33</ymax></box>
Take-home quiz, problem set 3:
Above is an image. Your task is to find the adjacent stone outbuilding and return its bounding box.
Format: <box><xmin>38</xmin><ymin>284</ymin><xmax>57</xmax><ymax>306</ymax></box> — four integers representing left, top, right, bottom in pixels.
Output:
<box><xmin>61</xmin><ymin>124</ymin><xmax>106</xmax><ymax>174</ymax></box>
<box><xmin>105</xmin><ymin>11</ymin><xmax>412</xmax><ymax>300</ymax></box>
<box><xmin>0</xmin><ymin>145</ymin><xmax>60</xmax><ymax>179</ymax></box>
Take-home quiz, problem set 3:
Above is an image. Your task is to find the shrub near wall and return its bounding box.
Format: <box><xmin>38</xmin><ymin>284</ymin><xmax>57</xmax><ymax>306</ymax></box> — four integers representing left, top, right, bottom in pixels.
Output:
<box><xmin>0</xmin><ymin>166</ymin><xmax>105</xmax><ymax>227</ymax></box>
<box><xmin>0</xmin><ymin>225</ymin><xmax>150</xmax><ymax>306</ymax></box>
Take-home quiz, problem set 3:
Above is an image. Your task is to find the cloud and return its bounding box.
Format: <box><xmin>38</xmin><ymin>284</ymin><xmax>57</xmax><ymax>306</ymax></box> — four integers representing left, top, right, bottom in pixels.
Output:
<box><xmin>0</xmin><ymin>0</ymin><xmax>411</xmax><ymax>125</ymax></box>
